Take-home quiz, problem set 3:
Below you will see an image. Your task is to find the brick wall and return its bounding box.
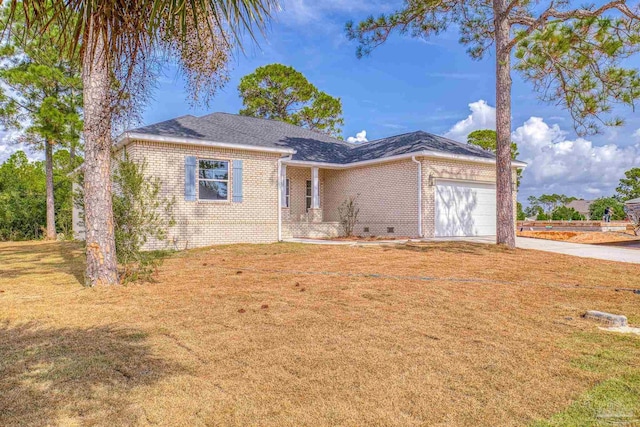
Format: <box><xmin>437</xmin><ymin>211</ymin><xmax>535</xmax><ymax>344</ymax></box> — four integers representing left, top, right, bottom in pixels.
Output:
<box><xmin>322</xmin><ymin>160</ymin><xmax>420</xmax><ymax>237</ymax></box>
<box><xmin>283</xmin><ymin>222</ymin><xmax>342</xmax><ymax>238</ymax></box>
<box><xmin>72</xmin><ymin>142</ymin><xmax>521</xmax><ymax>245</ymax></box>
<box><xmin>126</xmin><ymin>141</ymin><xmax>281</xmax><ymax>250</ymax></box>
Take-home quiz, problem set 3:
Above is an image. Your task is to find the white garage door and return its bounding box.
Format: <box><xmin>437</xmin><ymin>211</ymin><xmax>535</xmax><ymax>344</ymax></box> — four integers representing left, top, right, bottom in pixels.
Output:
<box><xmin>435</xmin><ymin>180</ymin><xmax>496</xmax><ymax>237</ymax></box>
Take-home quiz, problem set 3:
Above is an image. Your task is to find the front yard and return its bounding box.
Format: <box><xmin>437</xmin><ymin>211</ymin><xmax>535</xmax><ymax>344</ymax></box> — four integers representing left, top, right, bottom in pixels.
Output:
<box><xmin>1</xmin><ymin>240</ymin><xmax>639</xmax><ymax>426</ymax></box>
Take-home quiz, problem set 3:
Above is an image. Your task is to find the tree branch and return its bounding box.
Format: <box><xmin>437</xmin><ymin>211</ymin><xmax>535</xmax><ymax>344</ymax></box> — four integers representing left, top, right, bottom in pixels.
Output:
<box><xmin>507</xmin><ymin>0</ymin><xmax>640</xmax><ymax>50</ymax></box>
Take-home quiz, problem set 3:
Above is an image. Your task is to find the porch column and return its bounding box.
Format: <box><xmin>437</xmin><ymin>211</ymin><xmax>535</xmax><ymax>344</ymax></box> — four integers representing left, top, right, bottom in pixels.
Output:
<box><xmin>280</xmin><ymin>163</ymin><xmax>290</xmax><ymax>221</ymax></box>
<box><xmin>311</xmin><ymin>167</ymin><xmax>320</xmax><ymax>208</ymax></box>
<box><xmin>309</xmin><ymin>167</ymin><xmax>322</xmax><ymax>222</ymax></box>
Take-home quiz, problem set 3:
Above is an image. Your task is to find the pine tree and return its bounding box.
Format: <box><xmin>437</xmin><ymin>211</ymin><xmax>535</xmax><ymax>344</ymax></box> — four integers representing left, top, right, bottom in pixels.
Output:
<box><xmin>6</xmin><ymin>0</ymin><xmax>275</xmax><ymax>285</ymax></box>
<box><xmin>0</xmin><ymin>4</ymin><xmax>82</xmax><ymax>240</ymax></box>
<box><xmin>347</xmin><ymin>0</ymin><xmax>640</xmax><ymax>247</ymax></box>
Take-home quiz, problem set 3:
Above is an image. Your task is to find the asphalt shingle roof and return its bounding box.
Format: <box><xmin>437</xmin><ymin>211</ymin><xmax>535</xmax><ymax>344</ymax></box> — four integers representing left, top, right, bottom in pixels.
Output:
<box><xmin>128</xmin><ymin>112</ymin><xmax>499</xmax><ymax>164</ymax></box>
<box><xmin>565</xmin><ymin>199</ymin><xmax>593</xmax><ymax>214</ymax></box>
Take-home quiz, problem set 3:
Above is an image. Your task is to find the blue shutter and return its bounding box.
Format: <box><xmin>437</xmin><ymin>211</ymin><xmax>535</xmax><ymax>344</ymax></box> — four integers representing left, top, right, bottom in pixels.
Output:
<box><xmin>185</xmin><ymin>156</ymin><xmax>196</xmax><ymax>201</ymax></box>
<box><xmin>232</xmin><ymin>160</ymin><xmax>243</xmax><ymax>203</ymax></box>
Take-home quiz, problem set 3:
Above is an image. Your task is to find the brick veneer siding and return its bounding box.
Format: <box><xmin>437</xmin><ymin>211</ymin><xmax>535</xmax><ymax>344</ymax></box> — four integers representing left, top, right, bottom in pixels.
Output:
<box><xmin>322</xmin><ymin>160</ymin><xmax>420</xmax><ymax>237</ymax></box>
<box><xmin>126</xmin><ymin>141</ymin><xmax>281</xmax><ymax>250</ymax></box>
<box><xmin>419</xmin><ymin>157</ymin><xmax>519</xmax><ymax>238</ymax></box>
<box><xmin>284</xmin><ymin>221</ymin><xmax>342</xmax><ymax>238</ymax></box>
<box><xmin>77</xmin><ymin>142</ymin><xmax>521</xmax><ymax>245</ymax></box>
<box><xmin>286</xmin><ymin>157</ymin><xmax>519</xmax><ymax>239</ymax></box>
<box><xmin>285</xmin><ymin>166</ymin><xmax>326</xmax><ymax>221</ymax></box>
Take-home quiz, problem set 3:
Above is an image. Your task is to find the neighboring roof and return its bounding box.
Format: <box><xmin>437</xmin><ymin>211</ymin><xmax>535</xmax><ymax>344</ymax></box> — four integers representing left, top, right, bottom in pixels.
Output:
<box><xmin>624</xmin><ymin>197</ymin><xmax>640</xmax><ymax>205</ymax></box>
<box><xmin>121</xmin><ymin>113</ymin><xmax>525</xmax><ymax>166</ymax></box>
<box><xmin>566</xmin><ymin>199</ymin><xmax>593</xmax><ymax>213</ymax></box>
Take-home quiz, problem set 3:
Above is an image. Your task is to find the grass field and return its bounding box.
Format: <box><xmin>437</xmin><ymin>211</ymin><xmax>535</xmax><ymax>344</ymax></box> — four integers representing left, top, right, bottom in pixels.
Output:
<box><xmin>1</xmin><ymin>240</ymin><xmax>639</xmax><ymax>426</ymax></box>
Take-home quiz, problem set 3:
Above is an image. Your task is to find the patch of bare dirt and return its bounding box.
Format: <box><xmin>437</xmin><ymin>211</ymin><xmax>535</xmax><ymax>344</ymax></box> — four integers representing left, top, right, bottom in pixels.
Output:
<box><xmin>517</xmin><ymin>230</ymin><xmax>640</xmax><ymax>244</ymax></box>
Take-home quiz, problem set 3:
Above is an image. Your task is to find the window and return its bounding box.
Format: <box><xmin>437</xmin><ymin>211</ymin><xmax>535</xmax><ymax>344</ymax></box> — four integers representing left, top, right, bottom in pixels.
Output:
<box><xmin>198</xmin><ymin>160</ymin><xmax>229</xmax><ymax>201</ymax></box>
<box><xmin>285</xmin><ymin>179</ymin><xmax>290</xmax><ymax>208</ymax></box>
<box><xmin>306</xmin><ymin>180</ymin><xmax>312</xmax><ymax>211</ymax></box>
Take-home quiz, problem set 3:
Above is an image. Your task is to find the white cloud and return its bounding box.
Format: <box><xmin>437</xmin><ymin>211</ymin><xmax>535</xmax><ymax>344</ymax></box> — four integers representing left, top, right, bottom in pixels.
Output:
<box><xmin>513</xmin><ymin>117</ymin><xmax>640</xmax><ymax>199</ymax></box>
<box><xmin>278</xmin><ymin>0</ymin><xmax>388</xmax><ymax>26</ymax></box>
<box><xmin>1</xmin><ymin>130</ymin><xmax>22</xmax><ymax>163</ymax></box>
<box><xmin>443</xmin><ymin>100</ymin><xmax>496</xmax><ymax>142</ymax></box>
<box><xmin>442</xmin><ymin>100</ymin><xmax>640</xmax><ymax>200</ymax></box>
<box><xmin>347</xmin><ymin>130</ymin><xmax>368</xmax><ymax>143</ymax></box>
<box><xmin>0</xmin><ymin>129</ymin><xmax>41</xmax><ymax>163</ymax></box>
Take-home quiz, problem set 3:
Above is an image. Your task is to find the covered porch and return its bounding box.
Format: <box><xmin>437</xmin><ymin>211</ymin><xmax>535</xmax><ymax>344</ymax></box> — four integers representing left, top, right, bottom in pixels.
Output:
<box><xmin>279</xmin><ymin>164</ymin><xmax>342</xmax><ymax>239</ymax></box>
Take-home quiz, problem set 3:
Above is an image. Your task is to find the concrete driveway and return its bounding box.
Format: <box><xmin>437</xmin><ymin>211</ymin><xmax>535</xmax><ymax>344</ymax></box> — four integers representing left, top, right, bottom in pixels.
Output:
<box><xmin>516</xmin><ymin>237</ymin><xmax>640</xmax><ymax>264</ymax></box>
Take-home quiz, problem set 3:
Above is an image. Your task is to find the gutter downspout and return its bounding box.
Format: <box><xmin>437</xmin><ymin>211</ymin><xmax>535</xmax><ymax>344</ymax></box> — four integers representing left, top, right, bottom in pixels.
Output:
<box><xmin>277</xmin><ymin>155</ymin><xmax>292</xmax><ymax>242</ymax></box>
<box><xmin>411</xmin><ymin>156</ymin><xmax>423</xmax><ymax>238</ymax></box>
<box><xmin>277</xmin><ymin>157</ymin><xmax>282</xmax><ymax>242</ymax></box>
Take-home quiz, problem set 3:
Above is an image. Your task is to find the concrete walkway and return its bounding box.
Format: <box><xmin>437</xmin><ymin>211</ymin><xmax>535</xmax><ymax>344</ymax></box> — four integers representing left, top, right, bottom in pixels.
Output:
<box><xmin>515</xmin><ymin>237</ymin><xmax>640</xmax><ymax>264</ymax></box>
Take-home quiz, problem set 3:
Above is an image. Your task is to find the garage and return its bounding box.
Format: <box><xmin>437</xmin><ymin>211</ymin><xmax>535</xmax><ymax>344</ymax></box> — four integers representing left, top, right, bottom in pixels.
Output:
<box><xmin>434</xmin><ymin>180</ymin><xmax>497</xmax><ymax>237</ymax></box>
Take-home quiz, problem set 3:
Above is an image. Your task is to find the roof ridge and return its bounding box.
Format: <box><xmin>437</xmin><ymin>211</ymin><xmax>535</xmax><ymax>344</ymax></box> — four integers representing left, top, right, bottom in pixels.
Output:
<box><xmin>206</xmin><ymin>112</ymin><xmax>355</xmax><ymax>147</ymax></box>
<box><xmin>363</xmin><ymin>130</ymin><xmax>426</xmax><ymax>145</ymax></box>
<box><xmin>193</xmin><ymin>114</ymin><xmax>277</xmax><ymax>147</ymax></box>
<box><xmin>130</xmin><ymin>114</ymin><xmax>197</xmax><ymax>131</ymax></box>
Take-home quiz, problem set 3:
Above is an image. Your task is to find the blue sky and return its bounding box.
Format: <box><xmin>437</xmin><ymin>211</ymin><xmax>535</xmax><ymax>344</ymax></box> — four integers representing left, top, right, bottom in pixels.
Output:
<box><xmin>2</xmin><ymin>0</ymin><xmax>640</xmax><ymax>203</ymax></box>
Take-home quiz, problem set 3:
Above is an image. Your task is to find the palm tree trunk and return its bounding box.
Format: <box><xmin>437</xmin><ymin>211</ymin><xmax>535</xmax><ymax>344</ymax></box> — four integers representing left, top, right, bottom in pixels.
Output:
<box><xmin>82</xmin><ymin>18</ymin><xmax>118</xmax><ymax>286</ymax></box>
<box><xmin>45</xmin><ymin>139</ymin><xmax>56</xmax><ymax>240</ymax></box>
<box><xmin>494</xmin><ymin>0</ymin><xmax>515</xmax><ymax>248</ymax></box>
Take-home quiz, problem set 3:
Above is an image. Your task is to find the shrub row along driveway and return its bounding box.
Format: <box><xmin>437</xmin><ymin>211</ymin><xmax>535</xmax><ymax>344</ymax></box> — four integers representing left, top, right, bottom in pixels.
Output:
<box><xmin>1</xmin><ymin>240</ymin><xmax>639</xmax><ymax>426</ymax></box>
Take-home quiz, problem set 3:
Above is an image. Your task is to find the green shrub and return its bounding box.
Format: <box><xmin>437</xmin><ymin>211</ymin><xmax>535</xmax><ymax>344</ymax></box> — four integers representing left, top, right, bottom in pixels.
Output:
<box><xmin>589</xmin><ymin>197</ymin><xmax>626</xmax><ymax>221</ymax></box>
<box><xmin>551</xmin><ymin>206</ymin><xmax>585</xmax><ymax>220</ymax></box>
<box><xmin>73</xmin><ymin>154</ymin><xmax>175</xmax><ymax>282</ymax></box>
<box><xmin>112</xmin><ymin>154</ymin><xmax>175</xmax><ymax>282</ymax></box>
<box><xmin>517</xmin><ymin>202</ymin><xmax>526</xmax><ymax>221</ymax></box>
<box><xmin>536</xmin><ymin>211</ymin><xmax>549</xmax><ymax>221</ymax></box>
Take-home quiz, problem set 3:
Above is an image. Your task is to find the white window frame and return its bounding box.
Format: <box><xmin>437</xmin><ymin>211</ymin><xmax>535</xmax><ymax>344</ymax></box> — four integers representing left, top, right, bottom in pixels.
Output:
<box><xmin>197</xmin><ymin>158</ymin><xmax>230</xmax><ymax>202</ymax></box>
<box><xmin>306</xmin><ymin>180</ymin><xmax>312</xmax><ymax>211</ymax></box>
<box><xmin>285</xmin><ymin>178</ymin><xmax>290</xmax><ymax>208</ymax></box>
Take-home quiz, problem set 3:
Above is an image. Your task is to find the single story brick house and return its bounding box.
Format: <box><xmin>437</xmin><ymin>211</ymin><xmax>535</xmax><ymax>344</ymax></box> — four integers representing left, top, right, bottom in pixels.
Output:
<box><xmin>73</xmin><ymin>113</ymin><xmax>526</xmax><ymax>249</ymax></box>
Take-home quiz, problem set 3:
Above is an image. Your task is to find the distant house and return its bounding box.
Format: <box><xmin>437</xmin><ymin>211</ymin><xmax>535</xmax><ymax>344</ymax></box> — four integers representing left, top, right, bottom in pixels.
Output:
<box><xmin>625</xmin><ymin>197</ymin><xmax>640</xmax><ymax>206</ymax></box>
<box><xmin>73</xmin><ymin>113</ymin><xmax>526</xmax><ymax>249</ymax></box>
<box><xmin>625</xmin><ymin>198</ymin><xmax>640</xmax><ymax>218</ymax></box>
<box><xmin>565</xmin><ymin>199</ymin><xmax>593</xmax><ymax>219</ymax></box>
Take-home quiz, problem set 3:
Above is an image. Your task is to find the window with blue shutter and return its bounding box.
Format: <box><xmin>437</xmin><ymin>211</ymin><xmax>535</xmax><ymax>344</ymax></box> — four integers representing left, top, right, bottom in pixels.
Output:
<box><xmin>184</xmin><ymin>156</ymin><xmax>196</xmax><ymax>201</ymax></box>
<box><xmin>232</xmin><ymin>160</ymin><xmax>243</xmax><ymax>203</ymax></box>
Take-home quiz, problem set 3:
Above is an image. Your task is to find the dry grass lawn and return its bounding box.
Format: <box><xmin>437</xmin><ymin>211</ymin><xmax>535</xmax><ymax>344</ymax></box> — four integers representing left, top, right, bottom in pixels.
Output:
<box><xmin>1</xmin><ymin>240</ymin><xmax>640</xmax><ymax>426</ymax></box>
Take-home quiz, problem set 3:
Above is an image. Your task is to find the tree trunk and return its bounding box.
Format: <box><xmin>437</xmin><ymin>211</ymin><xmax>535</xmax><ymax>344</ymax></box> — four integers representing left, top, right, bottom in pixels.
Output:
<box><xmin>493</xmin><ymin>0</ymin><xmax>516</xmax><ymax>248</ymax></box>
<box><xmin>82</xmin><ymin>17</ymin><xmax>118</xmax><ymax>286</ymax></box>
<box><xmin>45</xmin><ymin>139</ymin><xmax>56</xmax><ymax>240</ymax></box>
